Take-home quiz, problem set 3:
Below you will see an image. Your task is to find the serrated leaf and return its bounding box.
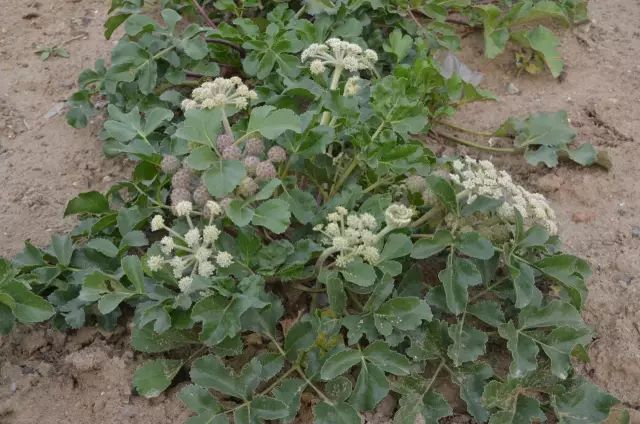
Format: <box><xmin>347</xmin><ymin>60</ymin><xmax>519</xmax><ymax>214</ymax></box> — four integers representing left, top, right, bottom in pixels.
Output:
<box><xmin>190</xmin><ymin>355</ymin><xmax>244</xmax><ymax>398</ymax></box>
<box><xmin>394</xmin><ymin>390</ymin><xmax>452</xmax><ymax>424</ymax></box>
<box><xmin>498</xmin><ymin>321</ymin><xmax>539</xmax><ymax>378</ymax></box>
<box><xmin>552</xmin><ymin>379</ymin><xmax>619</xmax><ymax>424</ymax></box>
<box><xmin>363</xmin><ymin>341</ymin><xmax>411</xmax><ymax>375</ymax></box>
<box><xmin>251</xmin><ymin>199</ymin><xmax>291</xmax><ymax>234</ymax></box>
<box><xmin>349</xmin><ymin>362</ymin><xmax>389</xmax><ymax>411</ymax></box>
<box><xmin>314</xmin><ymin>401</ymin><xmax>361</xmax><ymax>424</ymax></box>
<box><xmin>64</xmin><ymin>191</ymin><xmax>110</xmax><ymax>216</ymax></box>
<box><xmin>447</xmin><ymin>323</ymin><xmax>488</xmax><ymax>366</ymax></box>
<box><xmin>131</xmin><ymin>325</ymin><xmax>194</xmax><ymax>353</ymax></box>
<box><xmin>179</xmin><ymin>384</ymin><xmax>226</xmax><ymax>424</ymax></box>
<box><xmin>86</xmin><ymin>238</ymin><xmax>119</xmax><ymax>257</ymax></box>
<box><xmin>176</xmin><ymin>108</ymin><xmax>222</xmax><ymax>147</ymax></box>
<box><xmin>541</xmin><ymin>326</ymin><xmax>592</xmax><ymax>379</ymax></box>
<box><xmin>509</xmin><ymin>260</ymin><xmax>539</xmax><ymax>309</ymax></box>
<box><xmin>518</xmin><ymin>300</ymin><xmax>584</xmax><ymax>330</ymax></box>
<box><xmin>526</xmin><ymin>26</ymin><xmax>564</xmax><ymax>78</ymax></box>
<box><xmin>272</xmin><ymin>379</ymin><xmax>305</xmax><ymax>423</ymax></box>
<box><xmin>284</xmin><ymin>320</ymin><xmax>316</xmax><ymax>361</ymax></box>
<box><xmin>468</xmin><ymin>301</ymin><xmax>505</xmax><ymax>327</ymax></box>
<box><xmin>122</xmin><ymin>255</ymin><xmax>145</xmax><ymax>293</ymax></box>
<box><xmin>247</xmin><ymin>106</ymin><xmax>302</xmax><ymax>139</ymax></box>
<box><xmin>341</xmin><ymin>261</ymin><xmax>377</xmax><ymax>287</ymax></box>
<box><xmin>426</xmin><ymin>176</ymin><xmax>458</xmax><ymax>214</ymax></box>
<box><xmin>1</xmin><ymin>281</ymin><xmax>55</xmax><ymax>323</ymax></box>
<box><xmin>204</xmin><ymin>159</ymin><xmax>246</xmax><ymax>198</ymax></box>
<box><xmin>438</xmin><ymin>254</ymin><xmax>482</xmax><ymax>315</ymax></box>
<box><xmin>456</xmin><ymin>232</ymin><xmax>494</xmax><ymax>260</ymax></box>
<box><xmin>325</xmin><ymin>376</ymin><xmax>353</xmax><ymax>403</ymax></box>
<box><xmin>320</xmin><ymin>349</ymin><xmax>362</xmax><ymax>380</ymax></box>
<box><xmin>374</xmin><ymin>297</ymin><xmax>432</xmax><ymax>336</ymax></box>
<box><xmin>411</xmin><ymin>230</ymin><xmax>453</xmax><ymax>259</ymax></box>
<box><xmin>133</xmin><ymin>359</ymin><xmax>183</xmax><ymax>398</ymax></box>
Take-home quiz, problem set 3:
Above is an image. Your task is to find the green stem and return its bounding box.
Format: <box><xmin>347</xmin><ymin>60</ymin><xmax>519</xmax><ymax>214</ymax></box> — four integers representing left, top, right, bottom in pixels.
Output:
<box><xmin>259</xmin><ymin>367</ymin><xmax>297</xmax><ymax>396</ymax></box>
<box><xmin>410</xmin><ymin>206</ymin><xmax>444</xmax><ymax>229</ymax></box>
<box><xmin>221</xmin><ymin>109</ymin><xmax>233</xmax><ymax>138</ymax></box>
<box><xmin>431</xmin><ymin>130</ymin><xmax>519</xmax><ymax>154</ymax></box>
<box><xmin>437</xmin><ymin>120</ymin><xmax>494</xmax><ymax>137</ymax></box>
<box><xmin>371</xmin><ymin>121</ymin><xmax>385</xmax><ymax>140</ymax></box>
<box><xmin>233</xmin><ymin>130</ymin><xmax>260</xmax><ymax>146</ymax></box>
<box><xmin>294</xmin><ymin>366</ymin><xmax>333</xmax><ymax>404</ymax></box>
<box><xmin>320</xmin><ymin>65</ymin><xmax>344</xmax><ymax>126</ymax></box>
<box><xmin>329</xmin><ymin>156</ymin><xmax>359</xmax><ymax>197</ymax></box>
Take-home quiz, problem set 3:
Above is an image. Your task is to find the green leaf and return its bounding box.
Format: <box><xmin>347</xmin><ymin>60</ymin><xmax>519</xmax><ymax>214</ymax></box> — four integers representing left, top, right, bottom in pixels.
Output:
<box><xmin>204</xmin><ymin>160</ymin><xmax>246</xmax><ymax>198</ymax></box>
<box><xmin>1</xmin><ymin>281</ymin><xmax>55</xmax><ymax>323</ymax></box>
<box><xmin>374</xmin><ymin>297</ymin><xmax>432</xmax><ymax>336</ymax></box>
<box><xmin>86</xmin><ymin>238</ymin><xmax>119</xmax><ymax>257</ymax></box>
<box><xmin>438</xmin><ymin>255</ymin><xmax>482</xmax><ymax>315</ymax></box>
<box><xmin>542</xmin><ymin>326</ymin><xmax>592</xmax><ymax>379</ymax></box>
<box><xmin>456</xmin><ymin>232</ymin><xmax>494</xmax><ymax>260</ymax></box>
<box><xmin>0</xmin><ymin>303</ymin><xmax>15</xmax><ymax>335</ymax></box>
<box><xmin>457</xmin><ymin>363</ymin><xmax>493</xmax><ymax>422</ymax></box>
<box><xmin>363</xmin><ymin>341</ymin><xmax>411</xmax><ymax>375</ymax></box>
<box><xmin>186</xmin><ymin>146</ymin><xmax>217</xmax><ymax>170</ymax></box>
<box><xmin>349</xmin><ymin>362</ymin><xmax>389</xmax><ymax>411</ymax></box>
<box><xmin>64</xmin><ymin>191</ymin><xmax>110</xmax><ymax>216</ymax></box>
<box><xmin>483</xmin><ymin>380</ymin><xmax>546</xmax><ymax>424</ymax></box>
<box><xmin>341</xmin><ymin>261</ymin><xmax>377</xmax><ymax>287</ymax></box>
<box><xmin>325</xmin><ymin>376</ymin><xmax>353</xmax><ymax>403</ymax></box>
<box><xmin>121</xmin><ymin>255</ymin><xmax>145</xmax><ymax>293</ymax></box>
<box><xmin>518</xmin><ymin>300</ymin><xmax>584</xmax><ymax>330</ymax></box>
<box><xmin>566</xmin><ymin>144</ymin><xmax>597</xmax><ymax>166</ymax></box>
<box><xmin>98</xmin><ymin>292</ymin><xmax>133</xmax><ymax>314</ymax></box>
<box><xmin>320</xmin><ymin>349</ymin><xmax>362</xmax><ymax>380</ymax></box>
<box><xmin>176</xmin><ymin>109</ymin><xmax>222</xmax><ymax>147</ymax></box>
<box><xmin>131</xmin><ymin>325</ymin><xmax>194</xmax><ymax>353</ymax></box>
<box><xmin>51</xmin><ymin>234</ymin><xmax>74</xmax><ymax>266</ymax></box>
<box><xmin>447</xmin><ymin>323</ymin><xmax>488</xmax><ymax>366</ymax></box>
<box><xmin>401</xmin><ymin>390</ymin><xmax>452</xmax><ymax>424</ymax></box>
<box><xmin>272</xmin><ymin>379</ymin><xmax>305</xmax><ymax>423</ymax></box>
<box><xmin>525</xmin><ymin>26</ymin><xmax>564</xmax><ymax>78</ymax></box>
<box><xmin>383</xmin><ymin>29</ymin><xmax>413</xmax><ymax>63</ymax></box>
<box><xmin>192</xmin><ymin>293</ymin><xmax>267</xmax><ymax>346</ymax></box>
<box><xmin>179</xmin><ymin>384</ymin><xmax>225</xmax><ymax>424</ymax></box>
<box><xmin>247</xmin><ymin>106</ymin><xmax>302</xmax><ymax>139</ymax></box>
<box><xmin>498</xmin><ymin>321</ymin><xmax>539</xmax><ymax>378</ymax></box>
<box><xmin>325</xmin><ymin>274</ymin><xmax>347</xmax><ymax>314</ymax></box>
<box><xmin>251</xmin><ymin>199</ymin><xmax>291</xmax><ymax>234</ymax></box>
<box><xmin>509</xmin><ymin>261</ymin><xmax>539</xmax><ymax>309</ymax></box>
<box><xmin>411</xmin><ymin>230</ymin><xmax>453</xmax><ymax>259</ymax></box>
<box><xmin>225</xmin><ymin>199</ymin><xmax>255</xmax><ymax>227</ymax></box>
<box><xmin>190</xmin><ymin>355</ymin><xmax>244</xmax><ymax>398</ymax></box>
<box><xmin>468</xmin><ymin>301</ymin><xmax>505</xmax><ymax>327</ymax></box>
<box><xmin>248</xmin><ymin>396</ymin><xmax>289</xmax><ymax>420</ymax></box>
<box><xmin>314</xmin><ymin>402</ymin><xmax>361</xmax><ymax>424</ymax></box>
<box><xmin>133</xmin><ymin>359</ymin><xmax>183</xmax><ymax>398</ymax></box>
<box><xmin>380</xmin><ymin>234</ymin><xmax>412</xmax><ymax>261</ymax></box>
<box><xmin>426</xmin><ymin>176</ymin><xmax>458</xmax><ymax>214</ymax></box>
<box><xmin>284</xmin><ymin>321</ymin><xmax>315</xmax><ymax>361</ymax></box>
<box><xmin>552</xmin><ymin>379</ymin><xmax>619</xmax><ymax>424</ymax></box>
<box><xmin>282</xmin><ymin>189</ymin><xmax>317</xmax><ymax>224</ymax></box>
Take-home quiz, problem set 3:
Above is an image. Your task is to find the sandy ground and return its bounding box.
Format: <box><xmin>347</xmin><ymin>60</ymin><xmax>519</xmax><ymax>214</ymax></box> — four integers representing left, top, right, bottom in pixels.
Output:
<box><xmin>0</xmin><ymin>0</ymin><xmax>639</xmax><ymax>422</ymax></box>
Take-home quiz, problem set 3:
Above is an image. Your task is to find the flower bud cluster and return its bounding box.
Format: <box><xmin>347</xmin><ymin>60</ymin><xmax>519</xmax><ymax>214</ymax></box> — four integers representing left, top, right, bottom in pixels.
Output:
<box><xmin>147</xmin><ymin>200</ymin><xmax>232</xmax><ymax>294</ymax></box>
<box><xmin>448</xmin><ymin>157</ymin><xmax>558</xmax><ymax>236</ymax></box>
<box><xmin>314</xmin><ymin>203</ymin><xmax>414</xmax><ymax>267</ymax></box>
<box><xmin>181</xmin><ymin>77</ymin><xmax>258</xmax><ymax>111</ymax></box>
<box><xmin>301</xmin><ymin>38</ymin><xmax>378</xmax><ymax>75</ymax></box>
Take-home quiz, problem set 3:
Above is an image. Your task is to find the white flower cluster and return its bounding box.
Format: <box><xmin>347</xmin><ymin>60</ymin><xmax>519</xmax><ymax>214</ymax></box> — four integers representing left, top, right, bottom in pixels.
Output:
<box><xmin>314</xmin><ymin>204</ymin><xmax>414</xmax><ymax>267</ymax></box>
<box><xmin>448</xmin><ymin>157</ymin><xmax>558</xmax><ymax>235</ymax></box>
<box><xmin>146</xmin><ymin>200</ymin><xmax>233</xmax><ymax>294</ymax></box>
<box><xmin>181</xmin><ymin>77</ymin><xmax>258</xmax><ymax>111</ymax></box>
<box><xmin>301</xmin><ymin>38</ymin><xmax>378</xmax><ymax>75</ymax></box>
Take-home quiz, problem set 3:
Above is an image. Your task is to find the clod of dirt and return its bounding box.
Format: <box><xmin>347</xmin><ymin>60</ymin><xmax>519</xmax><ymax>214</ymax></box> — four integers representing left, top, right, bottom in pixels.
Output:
<box><xmin>64</xmin><ymin>347</ymin><xmax>109</xmax><ymax>372</ymax></box>
<box><xmin>571</xmin><ymin>211</ymin><xmax>596</xmax><ymax>223</ymax></box>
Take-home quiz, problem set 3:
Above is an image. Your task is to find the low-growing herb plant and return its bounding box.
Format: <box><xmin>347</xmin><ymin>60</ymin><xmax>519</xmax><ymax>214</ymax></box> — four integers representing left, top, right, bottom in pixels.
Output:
<box><xmin>1</xmin><ymin>1</ymin><xmax>629</xmax><ymax>423</ymax></box>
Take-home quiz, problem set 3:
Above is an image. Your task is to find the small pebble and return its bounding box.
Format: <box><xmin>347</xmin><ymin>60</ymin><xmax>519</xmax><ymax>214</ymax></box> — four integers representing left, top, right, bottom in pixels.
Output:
<box><xmin>571</xmin><ymin>211</ymin><xmax>596</xmax><ymax>223</ymax></box>
<box><xmin>507</xmin><ymin>82</ymin><xmax>520</xmax><ymax>95</ymax></box>
<box><xmin>10</xmin><ymin>382</ymin><xmax>17</xmax><ymax>393</ymax></box>
<box><xmin>631</xmin><ymin>226</ymin><xmax>640</xmax><ymax>238</ymax></box>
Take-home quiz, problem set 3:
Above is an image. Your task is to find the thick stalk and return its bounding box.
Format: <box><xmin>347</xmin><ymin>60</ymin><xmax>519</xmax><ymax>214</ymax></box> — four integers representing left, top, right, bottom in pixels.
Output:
<box><xmin>329</xmin><ymin>156</ymin><xmax>359</xmax><ymax>197</ymax></box>
<box><xmin>221</xmin><ymin>109</ymin><xmax>233</xmax><ymax>138</ymax></box>
<box><xmin>437</xmin><ymin>120</ymin><xmax>494</xmax><ymax>137</ymax></box>
<box><xmin>320</xmin><ymin>66</ymin><xmax>344</xmax><ymax>126</ymax></box>
<box><xmin>410</xmin><ymin>206</ymin><xmax>444</xmax><ymax>229</ymax></box>
<box><xmin>431</xmin><ymin>130</ymin><xmax>519</xmax><ymax>154</ymax></box>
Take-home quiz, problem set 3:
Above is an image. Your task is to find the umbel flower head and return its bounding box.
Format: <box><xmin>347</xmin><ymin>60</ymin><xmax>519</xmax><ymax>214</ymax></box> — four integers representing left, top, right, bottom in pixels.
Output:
<box><xmin>447</xmin><ymin>156</ymin><xmax>558</xmax><ymax>236</ymax></box>
<box><xmin>181</xmin><ymin>77</ymin><xmax>258</xmax><ymax>111</ymax></box>
<box><xmin>146</xmin><ymin>200</ymin><xmax>232</xmax><ymax>294</ymax></box>
<box><xmin>314</xmin><ymin>203</ymin><xmax>413</xmax><ymax>267</ymax></box>
<box><xmin>301</xmin><ymin>38</ymin><xmax>378</xmax><ymax>75</ymax></box>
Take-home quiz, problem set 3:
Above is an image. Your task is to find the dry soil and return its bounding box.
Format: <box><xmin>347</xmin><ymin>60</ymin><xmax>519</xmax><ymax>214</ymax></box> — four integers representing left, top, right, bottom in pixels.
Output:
<box><xmin>0</xmin><ymin>0</ymin><xmax>639</xmax><ymax>422</ymax></box>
